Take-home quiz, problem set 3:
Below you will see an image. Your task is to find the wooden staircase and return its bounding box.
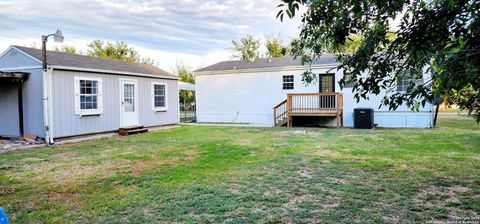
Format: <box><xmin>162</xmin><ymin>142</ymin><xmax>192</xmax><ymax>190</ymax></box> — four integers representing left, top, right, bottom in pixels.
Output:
<box><xmin>273</xmin><ymin>93</ymin><xmax>343</xmax><ymax>128</ymax></box>
<box><xmin>118</xmin><ymin>125</ymin><xmax>148</xmax><ymax>136</ymax></box>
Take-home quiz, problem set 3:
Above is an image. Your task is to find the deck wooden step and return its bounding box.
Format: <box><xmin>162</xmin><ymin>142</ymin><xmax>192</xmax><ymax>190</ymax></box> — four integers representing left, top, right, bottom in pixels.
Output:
<box><xmin>118</xmin><ymin>125</ymin><xmax>148</xmax><ymax>136</ymax></box>
<box><xmin>277</xmin><ymin>117</ymin><xmax>289</xmax><ymax>127</ymax></box>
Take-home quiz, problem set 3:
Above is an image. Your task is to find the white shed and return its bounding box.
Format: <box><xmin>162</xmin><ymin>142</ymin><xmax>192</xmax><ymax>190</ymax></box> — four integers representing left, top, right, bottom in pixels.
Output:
<box><xmin>0</xmin><ymin>46</ymin><xmax>179</xmax><ymax>142</ymax></box>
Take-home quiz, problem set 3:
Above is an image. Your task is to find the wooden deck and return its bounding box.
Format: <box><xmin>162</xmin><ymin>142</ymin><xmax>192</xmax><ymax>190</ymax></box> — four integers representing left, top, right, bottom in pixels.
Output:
<box><xmin>273</xmin><ymin>93</ymin><xmax>343</xmax><ymax>127</ymax></box>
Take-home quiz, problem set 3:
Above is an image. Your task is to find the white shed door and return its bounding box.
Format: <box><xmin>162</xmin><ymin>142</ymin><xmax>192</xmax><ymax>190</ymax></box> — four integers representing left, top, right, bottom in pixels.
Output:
<box><xmin>120</xmin><ymin>79</ymin><xmax>139</xmax><ymax>127</ymax></box>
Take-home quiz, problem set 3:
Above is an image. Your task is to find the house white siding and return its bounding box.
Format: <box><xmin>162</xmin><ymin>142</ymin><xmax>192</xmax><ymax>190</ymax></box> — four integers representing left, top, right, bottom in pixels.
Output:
<box><xmin>197</xmin><ymin>69</ymin><xmax>320</xmax><ymax>124</ymax></box>
<box><xmin>50</xmin><ymin>70</ymin><xmax>179</xmax><ymax>138</ymax></box>
<box><xmin>196</xmin><ymin>67</ymin><xmax>434</xmax><ymax>128</ymax></box>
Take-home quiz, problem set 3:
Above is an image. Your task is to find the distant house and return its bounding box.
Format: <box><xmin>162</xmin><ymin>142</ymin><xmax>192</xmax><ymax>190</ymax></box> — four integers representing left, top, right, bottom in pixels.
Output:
<box><xmin>0</xmin><ymin>46</ymin><xmax>179</xmax><ymax>143</ymax></box>
<box><xmin>194</xmin><ymin>56</ymin><xmax>433</xmax><ymax>128</ymax></box>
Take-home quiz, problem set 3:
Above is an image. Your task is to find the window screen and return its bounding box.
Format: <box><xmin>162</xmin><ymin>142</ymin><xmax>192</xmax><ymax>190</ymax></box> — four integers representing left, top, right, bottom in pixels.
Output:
<box><xmin>79</xmin><ymin>80</ymin><xmax>98</xmax><ymax>110</ymax></box>
<box><xmin>154</xmin><ymin>84</ymin><xmax>166</xmax><ymax>108</ymax></box>
<box><xmin>283</xmin><ymin>75</ymin><xmax>294</xmax><ymax>90</ymax></box>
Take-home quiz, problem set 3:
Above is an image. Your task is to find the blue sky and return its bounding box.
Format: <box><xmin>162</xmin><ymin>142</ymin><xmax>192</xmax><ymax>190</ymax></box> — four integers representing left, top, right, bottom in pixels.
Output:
<box><xmin>0</xmin><ymin>0</ymin><xmax>302</xmax><ymax>71</ymax></box>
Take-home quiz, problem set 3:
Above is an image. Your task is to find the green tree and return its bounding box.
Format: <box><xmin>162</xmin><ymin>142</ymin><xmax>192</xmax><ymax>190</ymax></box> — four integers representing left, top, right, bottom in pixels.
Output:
<box><xmin>265</xmin><ymin>36</ymin><xmax>284</xmax><ymax>58</ymax></box>
<box><xmin>87</xmin><ymin>40</ymin><xmax>154</xmax><ymax>65</ymax></box>
<box><xmin>231</xmin><ymin>35</ymin><xmax>260</xmax><ymax>61</ymax></box>
<box><xmin>175</xmin><ymin>63</ymin><xmax>195</xmax><ymax>111</ymax></box>
<box><xmin>278</xmin><ymin>0</ymin><xmax>480</xmax><ymax>122</ymax></box>
<box><xmin>54</xmin><ymin>45</ymin><xmax>78</xmax><ymax>54</ymax></box>
<box><xmin>342</xmin><ymin>34</ymin><xmax>363</xmax><ymax>53</ymax></box>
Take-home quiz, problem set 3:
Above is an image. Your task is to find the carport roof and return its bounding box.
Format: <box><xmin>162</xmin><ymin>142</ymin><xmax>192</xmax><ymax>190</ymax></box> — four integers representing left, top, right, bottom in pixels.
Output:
<box><xmin>13</xmin><ymin>46</ymin><xmax>177</xmax><ymax>79</ymax></box>
<box><xmin>0</xmin><ymin>71</ymin><xmax>29</xmax><ymax>81</ymax></box>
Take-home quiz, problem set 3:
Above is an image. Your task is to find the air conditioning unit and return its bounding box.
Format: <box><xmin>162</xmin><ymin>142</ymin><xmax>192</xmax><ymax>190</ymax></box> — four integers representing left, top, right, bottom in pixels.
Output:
<box><xmin>354</xmin><ymin>108</ymin><xmax>374</xmax><ymax>129</ymax></box>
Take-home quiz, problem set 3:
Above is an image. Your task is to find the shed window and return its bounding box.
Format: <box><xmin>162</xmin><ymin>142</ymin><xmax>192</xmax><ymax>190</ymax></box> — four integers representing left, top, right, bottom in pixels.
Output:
<box><xmin>75</xmin><ymin>77</ymin><xmax>103</xmax><ymax>115</ymax></box>
<box><xmin>283</xmin><ymin>75</ymin><xmax>294</xmax><ymax>90</ymax></box>
<box><xmin>343</xmin><ymin>73</ymin><xmax>356</xmax><ymax>88</ymax></box>
<box><xmin>152</xmin><ymin>82</ymin><xmax>168</xmax><ymax>111</ymax></box>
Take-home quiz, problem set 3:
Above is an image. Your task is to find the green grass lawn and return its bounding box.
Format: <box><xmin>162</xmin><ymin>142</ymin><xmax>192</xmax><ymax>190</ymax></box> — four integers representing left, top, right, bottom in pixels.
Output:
<box><xmin>1</xmin><ymin>114</ymin><xmax>479</xmax><ymax>223</ymax></box>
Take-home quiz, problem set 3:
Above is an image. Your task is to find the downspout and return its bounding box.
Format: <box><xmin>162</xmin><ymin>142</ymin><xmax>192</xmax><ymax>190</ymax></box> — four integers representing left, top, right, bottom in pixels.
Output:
<box><xmin>47</xmin><ymin>67</ymin><xmax>55</xmax><ymax>144</ymax></box>
<box><xmin>42</xmin><ymin>67</ymin><xmax>54</xmax><ymax>145</ymax></box>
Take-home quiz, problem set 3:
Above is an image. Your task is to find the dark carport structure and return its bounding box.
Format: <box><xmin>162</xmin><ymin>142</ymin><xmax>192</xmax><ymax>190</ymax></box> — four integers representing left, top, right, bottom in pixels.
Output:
<box><xmin>0</xmin><ymin>71</ymin><xmax>29</xmax><ymax>139</ymax></box>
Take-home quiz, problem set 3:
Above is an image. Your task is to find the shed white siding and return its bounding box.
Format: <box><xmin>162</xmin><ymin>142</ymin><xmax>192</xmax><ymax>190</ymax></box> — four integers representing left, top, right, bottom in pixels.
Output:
<box><xmin>50</xmin><ymin>70</ymin><xmax>179</xmax><ymax>138</ymax></box>
<box><xmin>196</xmin><ymin>68</ymin><xmax>433</xmax><ymax>128</ymax></box>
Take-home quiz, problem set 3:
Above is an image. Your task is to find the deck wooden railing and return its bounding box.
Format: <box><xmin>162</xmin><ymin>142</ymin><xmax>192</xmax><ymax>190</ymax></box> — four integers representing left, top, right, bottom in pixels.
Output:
<box><xmin>273</xmin><ymin>99</ymin><xmax>288</xmax><ymax>127</ymax></box>
<box><xmin>288</xmin><ymin>93</ymin><xmax>343</xmax><ymax>115</ymax></box>
<box><xmin>273</xmin><ymin>93</ymin><xmax>343</xmax><ymax>127</ymax></box>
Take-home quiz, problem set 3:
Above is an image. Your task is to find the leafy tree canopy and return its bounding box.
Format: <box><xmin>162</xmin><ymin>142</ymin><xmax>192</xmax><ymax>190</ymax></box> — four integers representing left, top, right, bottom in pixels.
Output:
<box><xmin>87</xmin><ymin>40</ymin><xmax>155</xmax><ymax>65</ymax></box>
<box><xmin>176</xmin><ymin>63</ymin><xmax>195</xmax><ymax>84</ymax></box>
<box><xmin>175</xmin><ymin>63</ymin><xmax>195</xmax><ymax>109</ymax></box>
<box><xmin>231</xmin><ymin>35</ymin><xmax>261</xmax><ymax>61</ymax></box>
<box><xmin>54</xmin><ymin>45</ymin><xmax>79</xmax><ymax>54</ymax></box>
<box><xmin>278</xmin><ymin>0</ymin><xmax>480</xmax><ymax>122</ymax></box>
<box><xmin>29</xmin><ymin>40</ymin><xmax>155</xmax><ymax>65</ymax></box>
<box><xmin>265</xmin><ymin>36</ymin><xmax>285</xmax><ymax>58</ymax></box>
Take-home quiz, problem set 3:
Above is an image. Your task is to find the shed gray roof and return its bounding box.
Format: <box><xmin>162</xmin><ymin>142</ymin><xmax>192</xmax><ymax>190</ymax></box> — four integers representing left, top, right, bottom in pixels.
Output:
<box><xmin>195</xmin><ymin>55</ymin><xmax>339</xmax><ymax>73</ymax></box>
<box><xmin>14</xmin><ymin>46</ymin><xmax>177</xmax><ymax>78</ymax></box>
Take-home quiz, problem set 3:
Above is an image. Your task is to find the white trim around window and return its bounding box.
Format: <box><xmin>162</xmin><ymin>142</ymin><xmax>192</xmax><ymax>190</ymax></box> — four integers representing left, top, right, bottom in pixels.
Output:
<box><xmin>74</xmin><ymin>76</ymin><xmax>103</xmax><ymax>116</ymax></box>
<box><xmin>151</xmin><ymin>82</ymin><xmax>168</xmax><ymax>112</ymax></box>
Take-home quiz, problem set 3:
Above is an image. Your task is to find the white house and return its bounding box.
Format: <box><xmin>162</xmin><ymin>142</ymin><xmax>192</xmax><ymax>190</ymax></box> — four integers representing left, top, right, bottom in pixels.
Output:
<box><xmin>0</xmin><ymin>46</ymin><xmax>179</xmax><ymax>143</ymax></box>
<box><xmin>194</xmin><ymin>56</ymin><xmax>434</xmax><ymax>128</ymax></box>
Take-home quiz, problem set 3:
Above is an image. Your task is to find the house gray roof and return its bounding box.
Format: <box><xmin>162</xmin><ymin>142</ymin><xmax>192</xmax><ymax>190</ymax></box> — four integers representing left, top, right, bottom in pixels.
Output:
<box><xmin>194</xmin><ymin>55</ymin><xmax>339</xmax><ymax>73</ymax></box>
<box><xmin>14</xmin><ymin>46</ymin><xmax>177</xmax><ymax>78</ymax></box>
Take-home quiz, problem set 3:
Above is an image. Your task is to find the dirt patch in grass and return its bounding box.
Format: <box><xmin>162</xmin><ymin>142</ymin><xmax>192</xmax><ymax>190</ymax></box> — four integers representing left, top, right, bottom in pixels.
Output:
<box><xmin>127</xmin><ymin>158</ymin><xmax>183</xmax><ymax>176</ymax></box>
<box><xmin>413</xmin><ymin>185</ymin><xmax>473</xmax><ymax>218</ymax></box>
<box><xmin>0</xmin><ymin>186</ymin><xmax>17</xmax><ymax>195</ymax></box>
<box><xmin>29</xmin><ymin>155</ymin><xmax>196</xmax><ymax>189</ymax></box>
<box><xmin>339</xmin><ymin>133</ymin><xmax>363</xmax><ymax>138</ymax></box>
<box><xmin>325</xmin><ymin>176</ymin><xmax>349</xmax><ymax>185</ymax></box>
<box><xmin>228</xmin><ymin>184</ymin><xmax>242</xmax><ymax>195</ymax></box>
<box><xmin>0</xmin><ymin>164</ymin><xmax>14</xmax><ymax>170</ymax></box>
<box><xmin>298</xmin><ymin>169</ymin><xmax>313</xmax><ymax>179</ymax></box>
<box><xmin>272</xmin><ymin>130</ymin><xmax>293</xmax><ymax>137</ymax></box>
<box><xmin>472</xmin><ymin>155</ymin><xmax>480</xmax><ymax>161</ymax></box>
<box><xmin>48</xmin><ymin>192</ymin><xmax>83</xmax><ymax>210</ymax></box>
<box><xmin>313</xmin><ymin>150</ymin><xmax>342</xmax><ymax>158</ymax></box>
<box><xmin>285</xmin><ymin>193</ymin><xmax>309</xmax><ymax>209</ymax></box>
<box><xmin>54</xmin><ymin>151</ymin><xmax>79</xmax><ymax>160</ymax></box>
<box><xmin>233</xmin><ymin>138</ymin><xmax>254</xmax><ymax>146</ymax></box>
<box><xmin>24</xmin><ymin>157</ymin><xmax>45</xmax><ymax>162</ymax></box>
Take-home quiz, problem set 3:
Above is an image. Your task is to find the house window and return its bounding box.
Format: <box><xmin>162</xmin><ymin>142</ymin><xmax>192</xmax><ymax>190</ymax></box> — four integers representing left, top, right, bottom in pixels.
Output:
<box><xmin>343</xmin><ymin>73</ymin><xmax>356</xmax><ymax>88</ymax></box>
<box><xmin>74</xmin><ymin>77</ymin><xmax>103</xmax><ymax>115</ymax></box>
<box><xmin>152</xmin><ymin>82</ymin><xmax>168</xmax><ymax>111</ymax></box>
<box><xmin>283</xmin><ymin>75</ymin><xmax>294</xmax><ymax>90</ymax></box>
<box><xmin>397</xmin><ymin>75</ymin><xmax>423</xmax><ymax>92</ymax></box>
<box><xmin>320</xmin><ymin>74</ymin><xmax>335</xmax><ymax>92</ymax></box>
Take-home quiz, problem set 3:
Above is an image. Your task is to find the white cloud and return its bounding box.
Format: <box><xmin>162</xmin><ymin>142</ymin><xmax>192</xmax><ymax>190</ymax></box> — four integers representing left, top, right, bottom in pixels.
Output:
<box><xmin>0</xmin><ymin>0</ymin><xmax>302</xmax><ymax>69</ymax></box>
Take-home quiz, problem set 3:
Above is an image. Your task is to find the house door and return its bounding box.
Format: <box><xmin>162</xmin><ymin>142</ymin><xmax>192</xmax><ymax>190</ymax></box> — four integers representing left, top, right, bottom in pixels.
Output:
<box><xmin>120</xmin><ymin>79</ymin><xmax>139</xmax><ymax>127</ymax></box>
<box><xmin>319</xmin><ymin>74</ymin><xmax>335</xmax><ymax>92</ymax></box>
<box><xmin>319</xmin><ymin>74</ymin><xmax>336</xmax><ymax>109</ymax></box>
